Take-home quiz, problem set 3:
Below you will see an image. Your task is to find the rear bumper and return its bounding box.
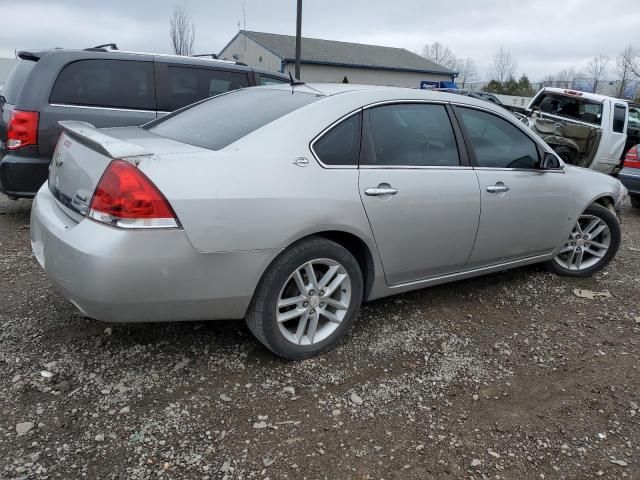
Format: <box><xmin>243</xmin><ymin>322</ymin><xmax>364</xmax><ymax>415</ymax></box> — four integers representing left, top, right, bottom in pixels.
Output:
<box><xmin>30</xmin><ymin>185</ymin><xmax>278</xmax><ymax>322</ymax></box>
<box><xmin>618</xmin><ymin>167</ymin><xmax>640</xmax><ymax>197</ymax></box>
<box><xmin>0</xmin><ymin>152</ymin><xmax>50</xmax><ymax>198</ymax></box>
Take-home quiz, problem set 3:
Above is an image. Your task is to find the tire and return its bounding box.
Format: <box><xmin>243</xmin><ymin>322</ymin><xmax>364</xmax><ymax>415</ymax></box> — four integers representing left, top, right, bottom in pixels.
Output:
<box><xmin>631</xmin><ymin>196</ymin><xmax>640</xmax><ymax>208</ymax></box>
<box><xmin>545</xmin><ymin>204</ymin><xmax>621</xmax><ymax>277</ymax></box>
<box><xmin>552</xmin><ymin>145</ymin><xmax>576</xmax><ymax>165</ymax></box>
<box><xmin>246</xmin><ymin>237</ymin><xmax>363</xmax><ymax>360</ymax></box>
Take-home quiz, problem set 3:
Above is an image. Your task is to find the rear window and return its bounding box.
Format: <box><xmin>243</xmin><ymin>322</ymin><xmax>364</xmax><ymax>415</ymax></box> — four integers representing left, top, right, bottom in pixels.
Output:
<box><xmin>2</xmin><ymin>60</ymin><xmax>35</xmax><ymax>104</ymax></box>
<box><xmin>167</xmin><ymin>66</ymin><xmax>249</xmax><ymax>110</ymax></box>
<box><xmin>145</xmin><ymin>88</ymin><xmax>321</xmax><ymax>150</ymax></box>
<box><xmin>50</xmin><ymin>59</ymin><xmax>155</xmax><ymax>110</ymax></box>
<box><xmin>532</xmin><ymin>92</ymin><xmax>603</xmax><ymax>125</ymax></box>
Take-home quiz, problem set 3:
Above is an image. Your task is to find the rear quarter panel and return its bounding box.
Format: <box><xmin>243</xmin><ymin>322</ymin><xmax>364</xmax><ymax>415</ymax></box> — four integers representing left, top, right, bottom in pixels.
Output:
<box><xmin>140</xmin><ymin>93</ymin><xmax>379</xmax><ymax>256</ymax></box>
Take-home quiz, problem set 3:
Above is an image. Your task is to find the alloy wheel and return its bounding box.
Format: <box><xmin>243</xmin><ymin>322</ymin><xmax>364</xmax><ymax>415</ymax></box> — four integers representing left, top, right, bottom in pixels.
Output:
<box><xmin>553</xmin><ymin>214</ymin><xmax>611</xmax><ymax>271</ymax></box>
<box><xmin>276</xmin><ymin>258</ymin><xmax>351</xmax><ymax>345</ymax></box>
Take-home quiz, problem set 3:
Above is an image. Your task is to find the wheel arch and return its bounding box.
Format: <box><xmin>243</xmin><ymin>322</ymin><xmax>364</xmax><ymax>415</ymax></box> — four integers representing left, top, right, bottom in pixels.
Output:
<box><xmin>254</xmin><ymin>229</ymin><xmax>379</xmax><ymax>304</ymax></box>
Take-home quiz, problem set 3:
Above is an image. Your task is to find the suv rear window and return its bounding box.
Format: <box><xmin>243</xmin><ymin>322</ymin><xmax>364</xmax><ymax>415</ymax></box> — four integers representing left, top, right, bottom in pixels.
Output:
<box><xmin>167</xmin><ymin>66</ymin><xmax>249</xmax><ymax>110</ymax></box>
<box><xmin>145</xmin><ymin>88</ymin><xmax>321</xmax><ymax>150</ymax></box>
<box><xmin>2</xmin><ymin>60</ymin><xmax>35</xmax><ymax>104</ymax></box>
<box><xmin>50</xmin><ymin>59</ymin><xmax>155</xmax><ymax>110</ymax></box>
<box><xmin>531</xmin><ymin>92</ymin><xmax>603</xmax><ymax>125</ymax></box>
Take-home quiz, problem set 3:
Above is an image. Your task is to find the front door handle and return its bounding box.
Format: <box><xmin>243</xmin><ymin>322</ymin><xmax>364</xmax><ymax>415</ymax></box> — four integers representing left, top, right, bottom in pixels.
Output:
<box><xmin>365</xmin><ymin>185</ymin><xmax>399</xmax><ymax>196</ymax></box>
<box><xmin>486</xmin><ymin>183</ymin><xmax>510</xmax><ymax>193</ymax></box>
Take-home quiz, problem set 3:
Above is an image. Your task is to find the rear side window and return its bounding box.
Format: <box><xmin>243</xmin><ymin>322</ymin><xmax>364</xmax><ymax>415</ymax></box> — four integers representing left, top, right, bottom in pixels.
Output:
<box><xmin>313</xmin><ymin>113</ymin><xmax>361</xmax><ymax>166</ymax></box>
<box><xmin>613</xmin><ymin>104</ymin><xmax>626</xmax><ymax>133</ymax></box>
<box><xmin>146</xmin><ymin>88</ymin><xmax>321</xmax><ymax>150</ymax></box>
<box><xmin>258</xmin><ymin>75</ymin><xmax>288</xmax><ymax>86</ymax></box>
<box><xmin>365</xmin><ymin>103</ymin><xmax>460</xmax><ymax>167</ymax></box>
<box><xmin>167</xmin><ymin>66</ymin><xmax>249</xmax><ymax>110</ymax></box>
<box><xmin>2</xmin><ymin>60</ymin><xmax>35</xmax><ymax>104</ymax></box>
<box><xmin>457</xmin><ymin>107</ymin><xmax>539</xmax><ymax>169</ymax></box>
<box><xmin>50</xmin><ymin>60</ymin><xmax>155</xmax><ymax>110</ymax></box>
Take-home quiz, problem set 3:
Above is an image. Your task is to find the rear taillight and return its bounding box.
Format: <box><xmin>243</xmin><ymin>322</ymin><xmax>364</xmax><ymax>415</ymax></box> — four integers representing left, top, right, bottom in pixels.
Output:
<box><xmin>88</xmin><ymin>159</ymin><xmax>179</xmax><ymax>229</ymax></box>
<box><xmin>7</xmin><ymin>110</ymin><xmax>39</xmax><ymax>150</ymax></box>
<box><xmin>623</xmin><ymin>145</ymin><xmax>640</xmax><ymax>169</ymax></box>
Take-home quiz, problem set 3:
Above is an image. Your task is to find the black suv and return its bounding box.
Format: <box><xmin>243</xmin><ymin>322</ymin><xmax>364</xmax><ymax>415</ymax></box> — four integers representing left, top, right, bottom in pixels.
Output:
<box><xmin>0</xmin><ymin>46</ymin><xmax>289</xmax><ymax>198</ymax></box>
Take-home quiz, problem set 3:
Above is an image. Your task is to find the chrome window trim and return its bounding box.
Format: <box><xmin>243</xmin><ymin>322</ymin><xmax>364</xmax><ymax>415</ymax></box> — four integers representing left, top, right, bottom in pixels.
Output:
<box><xmin>359</xmin><ymin>165</ymin><xmax>474</xmax><ymax>171</ymax></box>
<box><xmin>309</xmin><ymin>108</ymin><xmax>363</xmax><ymax>170</ymax></box>
<box><xmin>50</xmin><ymin>103</ymin><xmax>156</xmax><ymax>114</ymax></box>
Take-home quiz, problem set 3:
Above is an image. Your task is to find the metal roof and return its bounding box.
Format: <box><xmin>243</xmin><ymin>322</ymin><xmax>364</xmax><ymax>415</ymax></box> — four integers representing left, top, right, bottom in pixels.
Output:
<box><xmin>234</xmin><ymin>30</ymin><xmax>456</xmax><ymax>76</ymax></box>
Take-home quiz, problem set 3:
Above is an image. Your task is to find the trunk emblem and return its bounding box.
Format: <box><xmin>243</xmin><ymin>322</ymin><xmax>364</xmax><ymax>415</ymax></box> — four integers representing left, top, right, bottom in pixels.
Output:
<box><xmin>293</xmin><ymin>157</ymin><xmax>309</xmax><ymax>167</ymax></box>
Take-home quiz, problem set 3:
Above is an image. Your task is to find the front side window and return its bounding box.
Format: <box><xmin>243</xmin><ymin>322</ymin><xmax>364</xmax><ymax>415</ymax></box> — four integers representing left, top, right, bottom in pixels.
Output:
<box><xmin>167</xmin><ymin>67</ymin><xmax>249</xmax><ymax>110</ymax></box>
<box><xmin>146</xmin><ymin>88</ymin><xmax>320</xmax><ymax>151</ymax></box>
<box><xmin>50</xmin><ymin>60</ymin><xmax>155</xmax><ymax>110</ymax></box>
<box><xmin>365</xmin><ymin>103</ymin><xmax>460</xmax><ymax>167</ymax></box>
<box><xmin>313</xmin><ymin>113</ymin><xmax>361</xmax><ymax>166</ymax></box>
<box><xmin>613</xmin><ymin>104</ymin><xmax>627</xmax><ymax>133</ymax></box>
<box><xmin>457</xmin><ymin>107</ymin><xmax>539</xmax><ymax>169</ymax></box>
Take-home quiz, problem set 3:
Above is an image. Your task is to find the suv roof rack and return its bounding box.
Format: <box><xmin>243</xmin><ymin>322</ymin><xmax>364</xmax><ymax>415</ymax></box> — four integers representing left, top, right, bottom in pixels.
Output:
<box><xmin>85</xmin><ymin>43</ymin><xmax>118</xmax><ymax>53</ymax></box>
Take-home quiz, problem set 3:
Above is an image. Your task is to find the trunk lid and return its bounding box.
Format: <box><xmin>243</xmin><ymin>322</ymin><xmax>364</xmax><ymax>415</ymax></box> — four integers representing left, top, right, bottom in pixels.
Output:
<box><xmin>48</xmin><ymin>122</ymin><xmax>202</xmax><ymax>220</ymax></box>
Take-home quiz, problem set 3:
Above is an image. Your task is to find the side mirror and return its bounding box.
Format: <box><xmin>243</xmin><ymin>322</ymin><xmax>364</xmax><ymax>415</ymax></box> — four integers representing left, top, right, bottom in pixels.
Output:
<box><xmin>540</xmin><ymin>152</ymin><xmax>563</xmax><ymax>170</ymax></box>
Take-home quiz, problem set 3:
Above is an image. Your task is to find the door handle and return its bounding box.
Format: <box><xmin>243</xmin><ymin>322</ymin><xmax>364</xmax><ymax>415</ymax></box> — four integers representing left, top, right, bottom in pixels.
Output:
<box><xmin>486</xmin><ymin>183</ymin><xmax>510</xmax><ymax>193</ymax></box>
<box><xmin>364</xmin><ymin>186</ymin><xmax>399</xmax><ymax>196</ymax></box>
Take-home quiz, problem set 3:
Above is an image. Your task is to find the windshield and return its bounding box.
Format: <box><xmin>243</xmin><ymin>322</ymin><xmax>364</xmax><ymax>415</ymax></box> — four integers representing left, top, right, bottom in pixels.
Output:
<box><xmin>531</xmin><ymin>92</ymin><xmax>603</xmax><ymax>126</ymax></box>
<box><xmin>145</xmin><ymin>87</ymin><xmax>322</xmax><ymax>151</ymax></box>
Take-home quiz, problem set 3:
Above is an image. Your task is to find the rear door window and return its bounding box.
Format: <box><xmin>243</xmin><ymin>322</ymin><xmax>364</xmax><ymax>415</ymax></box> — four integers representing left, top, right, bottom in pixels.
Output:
<box><xmin>613</xmin><ymin>104</ymin><xmax>626</xmax><ymax>133</ymax></box>
<box><xmin>167</xmin><ymin>66</ymin><xmax>249</xmax><ymax>110</ymax></box>
<box><xmin>50</xmin><ymin>59</ymin><xmax>155</xmax><ymax>110</ymax></box>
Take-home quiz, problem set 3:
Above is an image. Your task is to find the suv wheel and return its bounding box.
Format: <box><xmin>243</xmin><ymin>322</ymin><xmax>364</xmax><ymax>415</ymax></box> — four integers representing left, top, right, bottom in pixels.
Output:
<box><xmin>546</xmin><ymin>204</ymin><xmax>621</xmax><ymax>277</ymax></box>
<box><xmin>246</xmin><ymin>237</ymin><xmax>363</xmax><ymax>360</ymax></box>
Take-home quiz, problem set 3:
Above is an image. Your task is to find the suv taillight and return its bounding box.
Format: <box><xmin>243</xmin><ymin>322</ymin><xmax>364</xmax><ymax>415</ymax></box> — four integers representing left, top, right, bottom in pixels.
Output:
<box><xmin>7</xmin><ymin>110</ymin><xmax>39</xmax><ymax>150</ymax></box>
<box><xmin>623</xmin><ymin>145</ymin><xmax>640</xmax><ymax>169</ymax></box>
<box><xmin>88</xmin><ymin>159</ymin><xmax>179</xmax><ymax>229</ymax></box>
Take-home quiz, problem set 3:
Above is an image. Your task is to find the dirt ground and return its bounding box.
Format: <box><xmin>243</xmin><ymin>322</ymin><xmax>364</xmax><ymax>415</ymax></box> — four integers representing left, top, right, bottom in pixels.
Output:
<box><xmin>1</xmin><ymin>193</ymin><xmax>639</xmax><ymax>480</ymax></box>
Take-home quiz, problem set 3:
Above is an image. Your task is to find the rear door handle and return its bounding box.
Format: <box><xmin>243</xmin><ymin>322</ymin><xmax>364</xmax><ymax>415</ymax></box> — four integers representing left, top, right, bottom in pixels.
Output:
<box><xmin>486</xmin><ymin>183</ymin><xmax>510</xmax><ymax>193</ymax></box>
<box><xmin>364</xmin><ymin>186</ymin><xmax>399</xmax><ymax>196</ymax></box>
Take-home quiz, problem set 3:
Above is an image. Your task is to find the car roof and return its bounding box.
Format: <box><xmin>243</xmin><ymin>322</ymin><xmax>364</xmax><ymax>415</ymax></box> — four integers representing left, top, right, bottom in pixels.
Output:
<box><xmin>16</xmin><ymin>48</ymin><xmax>288</xmax><ymax>78</ymax></box>
<box><xmin>264</xmin><ymin>82</ymin><xmax>505</xmax><ymax>111</ymax></box>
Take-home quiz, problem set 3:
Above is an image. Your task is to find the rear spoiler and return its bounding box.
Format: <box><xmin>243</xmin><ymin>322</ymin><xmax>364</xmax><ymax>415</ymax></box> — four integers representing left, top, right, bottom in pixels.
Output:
<box><xmin>58</xmin><ymin>121</ymin><xmax>152</xmax><ymax>159</ymax></box>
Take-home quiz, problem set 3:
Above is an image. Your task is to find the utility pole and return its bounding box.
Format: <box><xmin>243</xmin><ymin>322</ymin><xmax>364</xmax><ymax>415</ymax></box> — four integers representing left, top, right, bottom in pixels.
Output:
<box><xmin>295</xmin><ymin>0</ymin><xmax>302</xmax><ymax>80</ymax></box>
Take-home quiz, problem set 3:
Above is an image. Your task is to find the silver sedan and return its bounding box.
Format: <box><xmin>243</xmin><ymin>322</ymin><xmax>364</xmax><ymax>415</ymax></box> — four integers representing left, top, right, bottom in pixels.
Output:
<box><xmin>30</xmin><ymin>84</ymin><xmax>626</xmax><ymax>359</ymax></box>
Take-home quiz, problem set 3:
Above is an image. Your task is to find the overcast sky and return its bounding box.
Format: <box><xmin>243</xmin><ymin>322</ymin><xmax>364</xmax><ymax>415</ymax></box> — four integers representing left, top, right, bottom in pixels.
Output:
<box><xmin>1</xmin><ymin>0</ymin><xmax>637</xmax><ymax>81</ymax></box>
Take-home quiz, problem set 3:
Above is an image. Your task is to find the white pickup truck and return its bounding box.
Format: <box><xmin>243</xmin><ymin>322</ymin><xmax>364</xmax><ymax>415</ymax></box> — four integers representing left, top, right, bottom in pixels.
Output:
<box><xmin>525</xmin><ymin>88</ymin><xmax>630</xmax><ymax>174</ymax></box>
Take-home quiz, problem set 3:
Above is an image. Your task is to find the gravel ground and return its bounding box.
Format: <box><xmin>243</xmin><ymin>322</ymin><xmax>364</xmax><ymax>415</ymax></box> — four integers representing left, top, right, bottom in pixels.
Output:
<box><xmin>1</xmin><ymin>193</ymin><xmax>639</xmax><ymax>480</ymax></box>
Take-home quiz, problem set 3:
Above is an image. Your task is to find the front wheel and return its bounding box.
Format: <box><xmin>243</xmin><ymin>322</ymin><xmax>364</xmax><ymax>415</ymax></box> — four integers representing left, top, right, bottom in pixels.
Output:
<box><xmin>246</xmin><ymin>237</ymin><xmax>363</xmax><ymax>360</ymax></box>
<box><xmin>545</xmin><ymin>204</ymin><xmax>621</xmax><ymax>277</ymax></box>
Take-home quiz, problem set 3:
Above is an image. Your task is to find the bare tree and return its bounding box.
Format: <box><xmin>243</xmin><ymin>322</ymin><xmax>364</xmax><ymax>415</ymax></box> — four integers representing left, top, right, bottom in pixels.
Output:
<box><xmin>616</xmin><ymin>46</ymin><xmax>635</xmax><ymax>98</ymax></box>
<box><xmin>170</xmin><ymin>3</ymin><xmax>195</xmax><ymax>56</ymax></box>
<box><xmin>455</xmin><ymin>58</ymin><xmax>478</xmax><ymax>88</ymax></box>
<box><xmin>421</xmin><ymin>42</ymin><xmax>457</xmax><ymax>70</ymax></box>
<box><xmin>586</xmin><ymin>55</ymin><xmax>609</xmax><ymax>93</ymax></box>
<box><xmin>489</xmin><ymin>47</ymin><xmax>517</xmax><ymax>83</ymax></box>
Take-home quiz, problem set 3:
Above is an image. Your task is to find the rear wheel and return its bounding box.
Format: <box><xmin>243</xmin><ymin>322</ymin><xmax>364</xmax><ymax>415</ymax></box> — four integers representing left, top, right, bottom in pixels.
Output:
<box><xmin>552</xmin><ymin>145</ymin><xmax>576</xmax><ymax>165</ymax></box>
<box><xmin>246</xmin><ymin>237</ymin><xmax>363</xmax><ymax>360</ymax></box>
<box><xmin>545</xmin><ymin>204</ymin><xmax>620</xmax><ymax>277</ymax></box>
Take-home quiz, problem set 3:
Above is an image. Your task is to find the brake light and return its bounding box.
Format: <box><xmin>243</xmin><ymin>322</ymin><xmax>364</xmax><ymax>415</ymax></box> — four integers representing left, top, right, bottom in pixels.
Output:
<box><xmin>88</xmin><ymin>159</ymin><xmax>179</xmax><ymax>229</ymax></box>
<box><xmin>7</xmin><ymin>110</ymin><xmax>39</xmax><ymax>150</ymax></box>
<box><xmin>623</xmin><ymin>145</ymin><xmax>640</xmax><ymax>169</ymax></box>
<box><xmin>563</xmin><ymin>90</ymin><xmax>584</xmax><ymax>96</ymax></box>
